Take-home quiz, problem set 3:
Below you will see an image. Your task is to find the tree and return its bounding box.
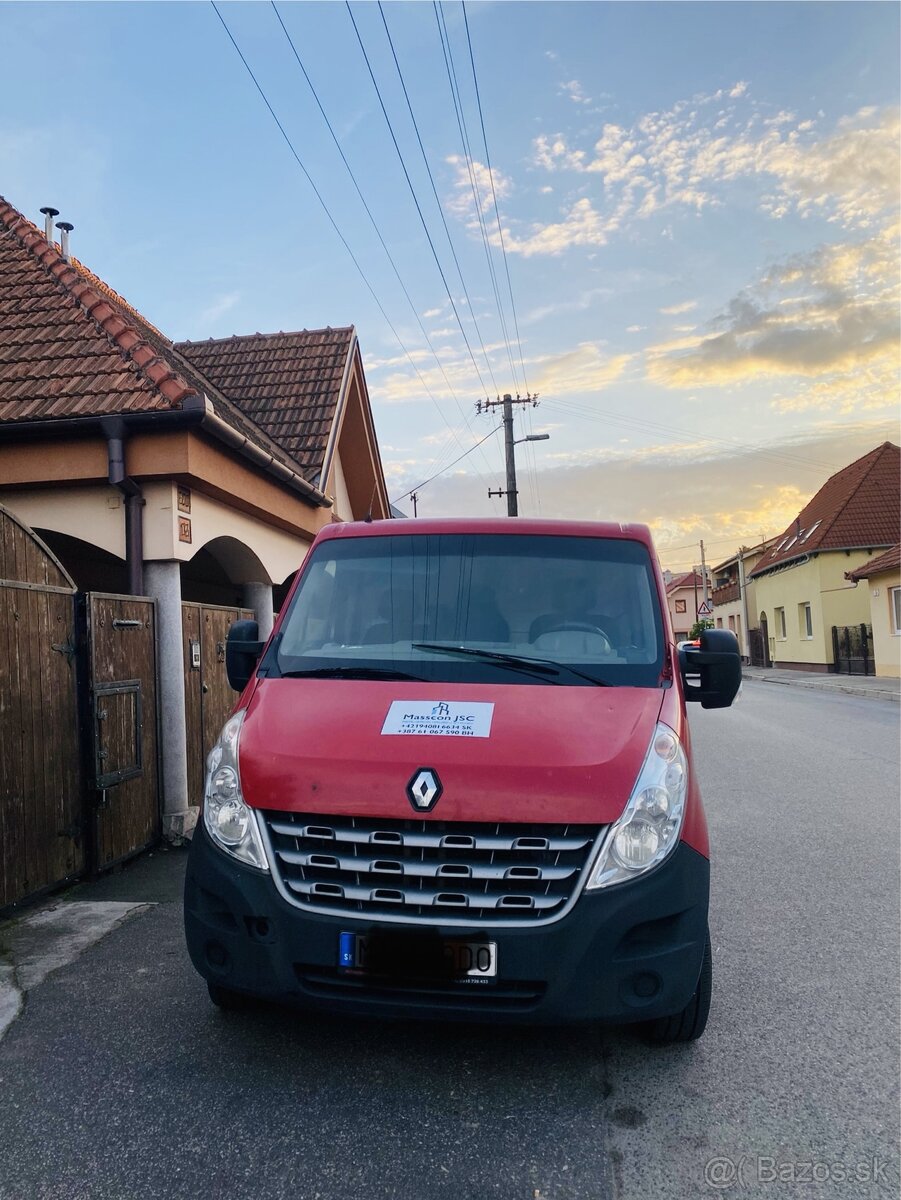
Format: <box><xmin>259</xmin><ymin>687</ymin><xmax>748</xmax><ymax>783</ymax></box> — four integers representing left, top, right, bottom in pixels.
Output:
<box><xmin>689</xmin><ymin>618</ymin><xmax>715</xmax><ymax>639</ymax></box>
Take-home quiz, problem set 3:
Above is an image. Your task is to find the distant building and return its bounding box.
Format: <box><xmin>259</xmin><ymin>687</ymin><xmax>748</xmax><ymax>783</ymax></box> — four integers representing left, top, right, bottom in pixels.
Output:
<box><xmin>846</xmin><ymin>545</ymin><xmax>901</xmax><ymax>678</ymax></box>
<box><xmin>665</xmin><ymin>570</ymin><xmax>710</xmax><ymax>641</ymax></box>
<box><xmin>748</xmin><ymin>443</ymin><xmax>900</xmax><ymax>671</ymax></box>
<box><xmin>710</xmin><ymin>537</ymin><xmax>780</xmax><ymax>661</ymax></box>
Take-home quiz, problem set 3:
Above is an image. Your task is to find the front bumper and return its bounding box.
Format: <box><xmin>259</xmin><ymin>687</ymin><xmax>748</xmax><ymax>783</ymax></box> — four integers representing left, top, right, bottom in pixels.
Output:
<box><xmin>184</xmin><ymin>820</ymin><xmax>709</xmax><ymax>1025</ymax></box>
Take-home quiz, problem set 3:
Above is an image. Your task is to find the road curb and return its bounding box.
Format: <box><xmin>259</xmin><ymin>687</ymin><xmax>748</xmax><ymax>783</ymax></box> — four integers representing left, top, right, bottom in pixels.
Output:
<box><xmin>742</xmin><ymin>673</ymin><xmax>900</xmax><ymax>703</ymax></box>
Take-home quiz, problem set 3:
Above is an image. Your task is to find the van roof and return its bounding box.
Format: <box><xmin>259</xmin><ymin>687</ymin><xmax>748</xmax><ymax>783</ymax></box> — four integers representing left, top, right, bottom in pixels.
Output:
<box><xmin>318</xmin><ymin>517</ymin><xmax>655</xmax><ymax>546</ymax></box>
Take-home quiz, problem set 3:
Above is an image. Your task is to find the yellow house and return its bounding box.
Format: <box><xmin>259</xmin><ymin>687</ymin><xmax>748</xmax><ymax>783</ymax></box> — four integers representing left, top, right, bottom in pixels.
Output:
<box><xmin>847</xmin><ymin>546</ymin><xmax>901</xmax><ymax>678</ymax></box>
<box><xmin>749</xmin><ymin>443</ymin><xmax>900</xmax><ymax>672</ymax></box>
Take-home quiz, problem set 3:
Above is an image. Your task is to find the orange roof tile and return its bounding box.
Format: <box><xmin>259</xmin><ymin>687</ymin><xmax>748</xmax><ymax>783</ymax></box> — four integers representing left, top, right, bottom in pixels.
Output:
<box><xmin>749</xmin><ymin>443</ymin><xmax>900</xmax><ymax>579</ymax></box>
<box><xmin>175</xmin><ymin>328</ymin><xmax>355</xmax><ymax>477</ymax></box>
<box><xmin>846</xmin><ymin>543</ymin><xmax>901</xmax><ymax>581</ymax></box>
<box><xmin>0</xmin><ymin>197</ymin><xmax>198</xmax><ymax>421</ymax></box>
<box><xmin>0</xmin><ymin>196</ymin><xmax>337</xmax><ymax>490</ymax></box>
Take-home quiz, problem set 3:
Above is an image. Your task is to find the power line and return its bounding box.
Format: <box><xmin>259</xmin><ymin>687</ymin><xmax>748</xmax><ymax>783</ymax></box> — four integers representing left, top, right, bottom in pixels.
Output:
<box><xmin>461</xmin><ymin>1</ymin><xmax>529</xmax><ymax>395</ymax></box>
<box><xmin>345</xmin><ymin>0</ymin><xmax>492</xmax><ymax>400</ymax></box>
<box><xmin>377</xmin><ymin>0</ymin><xmax>500</xmax><ymax>396</ymax></box>
<box><xmin>433</xmin><ymin>1</ymin><xmax>540</xmax><ymax>510</ymax></box>
<box><xmin>392</xmin><ymin>425</ymin><xmax>503</xmax><ymax>504</ymax></box>
<box><xmin>439</xmin><ymin>2</ymin><xmax>540</xmax><ymax>512</ymax></box>
<box><xmin>269</xmin><ymin>0</ymin><xmax>485</xmax><ymax>472</ymax></box>
<box><xmin>210</xmin><ymin>2</ymin><xmax>494</xmax><ymax>487</ymax></box>
<box><xmin>434</xmin><ymin>2</ymin><xmax>519</xmax><ymax>392</ymax></box>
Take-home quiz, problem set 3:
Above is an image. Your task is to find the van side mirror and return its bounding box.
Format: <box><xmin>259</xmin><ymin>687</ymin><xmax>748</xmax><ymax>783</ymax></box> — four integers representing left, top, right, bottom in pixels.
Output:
<box><xmin>226</xmin><ymin>619</ymin><xmax>264</xmax><ymax>693</ymax></box>
<box><xmin>680</xmin><ymin>628</ymin><xmax>741</xmax><ymax>709</ymax></box>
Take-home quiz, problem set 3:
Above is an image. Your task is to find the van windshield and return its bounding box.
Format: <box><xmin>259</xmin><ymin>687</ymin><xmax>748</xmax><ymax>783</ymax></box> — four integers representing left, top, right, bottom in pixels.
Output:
<box><xmin>275</xmin><ymin>533</ymin><xmax>665</xmax><ymax>688</ymax></box>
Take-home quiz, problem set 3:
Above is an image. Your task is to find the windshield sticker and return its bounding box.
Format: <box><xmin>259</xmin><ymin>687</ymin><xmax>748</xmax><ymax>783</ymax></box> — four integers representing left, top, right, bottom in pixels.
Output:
<box><xmin>381</xmin><ymin>700</ymin><xmax>495</xmax><ymax>738</ymax></box>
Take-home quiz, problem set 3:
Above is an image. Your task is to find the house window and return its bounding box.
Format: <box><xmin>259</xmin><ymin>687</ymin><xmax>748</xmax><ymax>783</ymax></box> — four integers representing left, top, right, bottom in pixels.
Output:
<box><xmin>728</xmin><ymin>615</ymin><xmax>735</xmax><ymax>632</ymax></box>
<box><xmin>675</xmin><ymin>599</ymin><xmax>686</xmax><ymax>614</ymax></box>
<box><xmin>799</xmin><ymin>602</ymin><xmax>813</xmax><ymax>640</ymax></box>
<box><xmin>715</xmin><ymin>618</ymin><xmax>723</xmax><ymax>628</ymax></box>
<box><xmin>775</xmin><ymin>607</ymin><xmax>786</xmax><ymax>640</ymax></box>
<box><xmin>892</xmin><ymin>587</ymin><xmax>901</xmax><ymax>635</ymax></box>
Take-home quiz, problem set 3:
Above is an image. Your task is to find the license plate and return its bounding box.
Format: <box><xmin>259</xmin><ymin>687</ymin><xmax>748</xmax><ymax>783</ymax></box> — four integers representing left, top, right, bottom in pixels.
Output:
<box><xmin>339</xmin><ymin>931</ymin><xmax>497</xmax><ymax>983</ymax></box>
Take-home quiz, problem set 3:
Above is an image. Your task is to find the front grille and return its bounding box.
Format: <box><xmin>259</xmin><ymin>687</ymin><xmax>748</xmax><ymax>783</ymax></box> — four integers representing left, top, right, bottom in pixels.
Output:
<box><xmin>262</xmin><ymin>811</ymin><xmax>603</xmax><ymax>925</ymax></box>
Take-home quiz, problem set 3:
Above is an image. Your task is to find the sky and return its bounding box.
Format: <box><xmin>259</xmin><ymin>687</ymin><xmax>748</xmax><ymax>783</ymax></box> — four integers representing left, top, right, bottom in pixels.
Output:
<box><xmin>1</xmin><ymin>1</ymin><xmax>898</xmax><ymax>572</ymax></box>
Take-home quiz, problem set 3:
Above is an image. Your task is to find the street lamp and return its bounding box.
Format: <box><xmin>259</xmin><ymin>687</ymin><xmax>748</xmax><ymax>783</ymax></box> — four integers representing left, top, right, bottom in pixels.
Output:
<box><xmin>514</xmin><ymin>433</ymin><xmax>550</xmax><ymax>445</ymax></box>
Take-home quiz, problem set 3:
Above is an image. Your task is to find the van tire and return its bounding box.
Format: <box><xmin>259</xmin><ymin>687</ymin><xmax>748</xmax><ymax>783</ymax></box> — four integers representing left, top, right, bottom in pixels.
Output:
<box><xmin>642</xmin><ymin>931</ymin><xmax>712</xmax><ymax>1044</ymax></box>
<box><xmin>207</xmin><ymin>982</ymin><xmax>250</xmax><ymax>1011</ymax></box>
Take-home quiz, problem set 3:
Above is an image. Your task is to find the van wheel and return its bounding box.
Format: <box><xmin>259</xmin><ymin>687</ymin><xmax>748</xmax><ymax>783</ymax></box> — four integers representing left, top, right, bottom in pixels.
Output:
<box><xmin>207</xmin><ymin>982</ymin><xmax>250</xmax><ymax>1011</ymax></box>
<box><xmin>643</xmin><ymin>931</ymin><xmax>712</xmax><ymax>1044</ymax></box>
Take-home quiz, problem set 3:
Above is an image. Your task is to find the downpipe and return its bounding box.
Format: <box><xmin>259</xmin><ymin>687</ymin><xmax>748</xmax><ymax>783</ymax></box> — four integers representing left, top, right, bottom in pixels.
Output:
<box><xmin>100</xmin><ymin>417</ymin><xmax>144</xmax><ymax>596</ymax></box>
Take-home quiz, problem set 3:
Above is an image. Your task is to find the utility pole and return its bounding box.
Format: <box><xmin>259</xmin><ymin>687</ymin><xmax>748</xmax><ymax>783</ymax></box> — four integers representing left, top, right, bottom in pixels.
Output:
<box><xmin>692</xmin><ymin>568</ymin><xmax>699</xmax><ymax>620</ymax></box>
<box><xmin>410</xmin><ymin>491</ymin><xmax>418</xmax><ymax>518</ymax></box>
<box><xmin>699</xmin><ymin>539</ymin><xmax>709</xmax><ymax>605</ymax></box>
<box><xmin>477</xmin><ymin>393</ymin><xmax>546</xmax><ymax>516</ymax></box>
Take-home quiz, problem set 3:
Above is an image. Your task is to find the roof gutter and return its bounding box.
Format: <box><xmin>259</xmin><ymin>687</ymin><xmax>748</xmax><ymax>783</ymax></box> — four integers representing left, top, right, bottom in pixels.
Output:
<box><xmin>193</xmin><ymin>396</ymin><xmax>331</xmax><ymax>508</ymax></box>
<box><xmin>0</xmin><ymin>399</ymin><xmax>331</xmax><ymax>508</ymax></box>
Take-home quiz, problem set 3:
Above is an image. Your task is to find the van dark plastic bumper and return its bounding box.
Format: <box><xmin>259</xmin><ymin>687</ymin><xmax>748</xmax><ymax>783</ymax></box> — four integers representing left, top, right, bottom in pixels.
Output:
<box><xmin>184</xmin><ymin>820</ymin><xmax>709</xmax><ymax>1026</ymax></box>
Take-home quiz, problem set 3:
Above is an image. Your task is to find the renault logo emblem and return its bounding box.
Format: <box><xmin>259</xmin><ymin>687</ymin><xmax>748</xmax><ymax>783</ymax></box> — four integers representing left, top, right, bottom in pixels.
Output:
<box><xmin>407</xmin><ymin>768</ymin><xmax>442</xmax><ymax>812</ymax></box>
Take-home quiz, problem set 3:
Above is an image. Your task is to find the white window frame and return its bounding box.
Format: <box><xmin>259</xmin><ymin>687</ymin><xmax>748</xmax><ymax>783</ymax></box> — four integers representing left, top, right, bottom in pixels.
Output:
<box><xmin>799</xmin><ymin>602</ymin><xmax>813</xmax><ymax>640</ymax></box>
<box><xmin>891</xmin><ymin>586</ymin><xmax>901</xmax><ymax>636</ymax></box>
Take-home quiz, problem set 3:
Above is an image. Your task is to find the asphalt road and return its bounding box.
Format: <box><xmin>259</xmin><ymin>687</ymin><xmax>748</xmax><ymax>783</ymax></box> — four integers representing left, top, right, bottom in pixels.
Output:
<box><xmin>0</xmin><ymin>682</ymin><xmax>898</xmax><ymax>1200</ymax></box>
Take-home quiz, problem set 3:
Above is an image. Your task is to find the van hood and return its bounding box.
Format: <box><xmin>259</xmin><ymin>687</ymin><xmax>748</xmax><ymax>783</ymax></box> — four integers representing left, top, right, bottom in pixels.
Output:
<box><xmin>239</xmin><ymin>680</ymin><xmax>665</xmax><ymax>825</ymax></box>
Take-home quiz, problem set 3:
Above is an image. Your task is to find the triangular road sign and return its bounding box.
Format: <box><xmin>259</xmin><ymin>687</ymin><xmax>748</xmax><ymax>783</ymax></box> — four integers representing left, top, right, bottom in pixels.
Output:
<box><xmin>697</xmin><ymin>600</ymin><xmax>713</xmax><ymax>617</ymax></box>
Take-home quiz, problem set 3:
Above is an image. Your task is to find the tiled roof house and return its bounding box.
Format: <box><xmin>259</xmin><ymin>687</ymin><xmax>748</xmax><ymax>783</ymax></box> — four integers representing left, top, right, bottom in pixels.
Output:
<box><xmin>748</xmin><ymin>443</ymin><xmax>900</xmax><ymax>671</ymax></box>
<box><xmin>665</xmin><ymin>570</ymin><xmax>710</xmax><ymax>641</ymax></box>
<box><xmin>846</xmin><ymin>543</ymin><xmax>901</xmax><ymax>678</ymax></box>
<box><xmin>0</xmin><ymin>194</ymin><xmax>391</xmax><ymax>836</ymax></box>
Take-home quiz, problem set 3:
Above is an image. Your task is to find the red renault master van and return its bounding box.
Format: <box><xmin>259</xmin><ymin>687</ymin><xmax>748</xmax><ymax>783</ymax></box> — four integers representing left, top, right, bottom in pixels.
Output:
<box><xmin>184</xmin><ymin>519</ymin><xmax>740</xmax><ymax>1043</ymax></box>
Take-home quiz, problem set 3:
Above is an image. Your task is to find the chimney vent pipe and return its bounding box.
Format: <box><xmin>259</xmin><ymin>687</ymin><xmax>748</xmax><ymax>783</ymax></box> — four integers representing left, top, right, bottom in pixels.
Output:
<box><xmin>39</xmin><ymin>206</ymin><xmax>59</xmax><ymax>242</ymax></box>
<box><xmin>55</xmin><ymin>221</ymin><xmax>74</xmax><ymax>262</ymax></box>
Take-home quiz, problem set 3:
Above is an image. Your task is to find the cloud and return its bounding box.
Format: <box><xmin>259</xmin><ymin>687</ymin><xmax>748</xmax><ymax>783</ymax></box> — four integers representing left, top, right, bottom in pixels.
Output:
<box><xmin>365</xmin><ymin>339</ymin><xmax>630</xmax><ymax>406</ymax></box>
<box><xmin>559</xmin><ymin>79</ymin><xmax>592</xmax><ymax>105</ymax></box>
<box><xmin>496</xmin><ymin>198</ymin><xmax>614</xmax><ymax>257</ymax></box>
<box><xmin>422</xmin><ymin>307</ymin><xmax>443</xmax><ymax>319</ymax></box>
<box><xmin>198</xmin><ymin>290</ymin><xmax>240</xmax><ymax>326</ymax></box>
<box><xmin>445</xmin><ymin>155</ymin><xmax>511</xmax><ymax>220</ymax></box>
<box><xmin>522</xmin><ymin>285</ymin><xmax>611</xmax><ymax>325</ymax></box>
<box><xmin>531</xmin><ymin>100</ymin><xmax>899</xmax><ymax>234</ymax></box>
<box><xmin>659</xmin><ymin>300</ymin><xmax>698</xmax><ymax>315</ymax></box>
<box><xmin>527</xmin><ymin>343</ymin><xmax>632</xmax><ymax>396</ymax></box>
<box><xmin>646</xmin><ymin>223</ymin><xmax>900</xmax><ymax>400</ymax></box>
<box><xmin>404</xmin><ymin>417</ymin><xmax>898</xmax><ymax>554</ymax></box>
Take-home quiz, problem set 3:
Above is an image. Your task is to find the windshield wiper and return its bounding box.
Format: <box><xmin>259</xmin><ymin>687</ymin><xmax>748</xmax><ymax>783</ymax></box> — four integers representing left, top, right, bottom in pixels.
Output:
<box><xmin>279</xmin><ymin>666</ymin><xmax>428</xmax><ymax>682</ymax></box>
<box><xmin>411</xmin><ymin>643</ymin><xmax>610</xmax><ymax>687</ymax></box>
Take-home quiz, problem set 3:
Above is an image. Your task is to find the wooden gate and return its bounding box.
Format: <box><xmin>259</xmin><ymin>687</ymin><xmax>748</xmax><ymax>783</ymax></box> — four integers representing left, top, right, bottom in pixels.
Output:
<box><xmin>182</xmin><ymin>602</ymin><xmax>253</xmax><ymax>805</ymax></box>
<box><xmin>85</xmin><ymin>593</ymin><xmax>160</xmax><ymax>869</ymax></box>
<box><xmin>0</xmin><ymin>507</ymin><xmax>83</xmax><ymax>908</ymax></box>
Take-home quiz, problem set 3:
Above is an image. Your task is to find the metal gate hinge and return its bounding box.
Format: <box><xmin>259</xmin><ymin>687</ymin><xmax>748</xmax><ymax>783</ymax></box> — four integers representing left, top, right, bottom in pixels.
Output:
<box><xmin>51</xmin><ymin>639</ymin><xmax>77</xmax><ymax>664</ymax></box>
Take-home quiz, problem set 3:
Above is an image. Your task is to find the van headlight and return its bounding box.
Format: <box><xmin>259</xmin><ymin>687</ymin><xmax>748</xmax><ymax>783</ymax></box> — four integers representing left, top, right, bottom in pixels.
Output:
<box><xmin>585</xmin><ymin>723</ymin><xmax>687</xmax><ymax>889</ymax></box>
<box><xmin>203</xmin><ymin>711</ymin><xmax>269</xmax><ymax>871</ymax></box>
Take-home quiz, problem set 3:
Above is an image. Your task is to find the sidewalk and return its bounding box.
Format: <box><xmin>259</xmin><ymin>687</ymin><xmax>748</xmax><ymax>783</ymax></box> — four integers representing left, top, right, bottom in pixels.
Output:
<box><xmin>742</xmin><ymin>666</ymin><xmax>901</xmax><ymax>703</ymax></box>
<box><xmin>0</xmin><ymin>843</ymin><xmax>188</xmax><ymax>1040</ymax></box>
